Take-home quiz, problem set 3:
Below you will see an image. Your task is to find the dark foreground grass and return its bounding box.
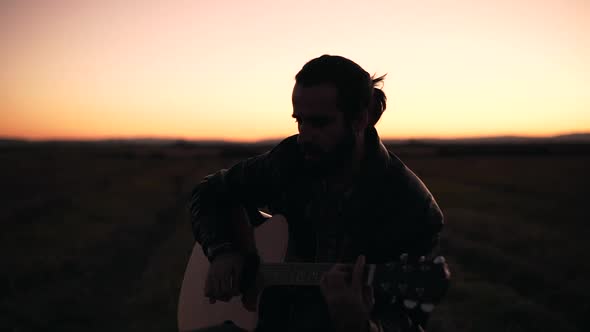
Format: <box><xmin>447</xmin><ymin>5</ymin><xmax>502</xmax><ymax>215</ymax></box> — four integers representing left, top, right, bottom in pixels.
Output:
<box><xmin>1</xmin><ymin>142</ymin><xmax>588</xmax><ymax>331</ymax></box>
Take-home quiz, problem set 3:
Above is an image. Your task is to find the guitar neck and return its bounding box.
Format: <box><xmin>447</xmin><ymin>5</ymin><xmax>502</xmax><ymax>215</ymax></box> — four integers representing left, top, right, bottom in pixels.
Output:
<box><xmin>259</xmin><ymin>262</ymin><xmax>376</xmax><ymax>287</ymax></box>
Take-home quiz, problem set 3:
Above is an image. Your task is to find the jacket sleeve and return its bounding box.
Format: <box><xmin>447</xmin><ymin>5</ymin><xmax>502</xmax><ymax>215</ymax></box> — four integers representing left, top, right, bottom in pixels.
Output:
<box><xmin>188</xmin><ymin>138</ymin><xmax>294</xmax><ymax>260</ymax></box>
<box><xmin>372</xmin><ymin>184</ymin><xmax>447</xmax><ymax>332</ymax></box>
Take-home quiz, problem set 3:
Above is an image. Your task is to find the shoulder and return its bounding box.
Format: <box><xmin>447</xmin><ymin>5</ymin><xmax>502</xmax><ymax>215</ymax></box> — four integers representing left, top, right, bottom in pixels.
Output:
<box><xmin>381</xmin><ymin>150</ymin><xmax>444</xmax><ymax>228</ymax></box>
<box><xmin>386</xmin><ymin>152</ymin><xmax>433</xmax><ymax>200</ymax></box>
<box><xmin>261</xmin><ymin>134</ymin><xmax>302</xmax><ymax>180</ymax></box>
<box><xmin>267</xmin><ymin>134</ymin><xmax>301</xmax><ymax>166</ymax></box>
<box><xmin>272</xmin><ymin>134</ymin><xmax>299</xmax><ymax>154</ymax></box>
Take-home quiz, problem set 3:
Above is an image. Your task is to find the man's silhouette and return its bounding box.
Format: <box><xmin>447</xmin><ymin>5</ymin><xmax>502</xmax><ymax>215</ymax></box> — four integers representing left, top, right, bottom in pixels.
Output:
<box><xmin>189</xmin><ymin>54</ymin><xmax>447</xmax><ymax>332</ymax></box>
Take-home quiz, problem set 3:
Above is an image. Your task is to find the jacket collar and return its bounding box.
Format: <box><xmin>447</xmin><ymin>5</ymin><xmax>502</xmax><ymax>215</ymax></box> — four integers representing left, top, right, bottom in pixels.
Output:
<box><xmin>361</xmin><ymin>126</ymin><xmax>390</xmax><ymax>177</ymax></box>
<box><xmin>292</xmin><ymin>127</ymin><xmax>391</xmax><ymax>183</ymax></box>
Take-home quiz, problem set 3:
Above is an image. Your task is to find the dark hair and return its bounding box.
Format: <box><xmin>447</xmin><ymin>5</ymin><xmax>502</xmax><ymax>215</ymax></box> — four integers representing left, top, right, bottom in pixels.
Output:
<box><xmin>295</xmin><ymin>54</ymin><xmax>387</xmax><ymax>127</ymax></box>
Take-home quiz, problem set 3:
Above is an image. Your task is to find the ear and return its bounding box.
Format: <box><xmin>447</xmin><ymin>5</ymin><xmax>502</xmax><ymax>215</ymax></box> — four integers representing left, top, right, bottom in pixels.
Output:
<box><xmin>352</xmin><ymin>108</ymin><xmax>369</xmax><ymax>133</ymax></box>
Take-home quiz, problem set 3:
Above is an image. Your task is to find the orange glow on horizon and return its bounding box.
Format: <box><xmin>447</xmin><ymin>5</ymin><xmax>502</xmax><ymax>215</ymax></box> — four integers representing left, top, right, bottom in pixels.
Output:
<box><xmin>1</xmin><ymin>0</ymin><xmax>588</xmax><ymax>141</ymax></box>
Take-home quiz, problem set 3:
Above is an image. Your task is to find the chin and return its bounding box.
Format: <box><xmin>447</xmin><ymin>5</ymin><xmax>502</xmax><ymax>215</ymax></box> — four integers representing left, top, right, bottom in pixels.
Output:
<box><xmin>303</xmin><ymin>160</ymin><xmax>328</xmax><ymax>175</ymax></box>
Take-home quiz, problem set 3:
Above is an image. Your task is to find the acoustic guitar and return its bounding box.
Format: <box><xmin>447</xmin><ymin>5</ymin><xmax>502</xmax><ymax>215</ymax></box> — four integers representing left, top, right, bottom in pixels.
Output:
<box><xmin>178</xmin><ymin>212</ymin><xmax>449</xmax><ymax>332</ymax></box>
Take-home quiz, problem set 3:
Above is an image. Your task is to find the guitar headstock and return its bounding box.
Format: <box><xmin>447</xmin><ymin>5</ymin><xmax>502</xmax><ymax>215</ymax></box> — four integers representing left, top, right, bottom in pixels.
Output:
<box><xmin>372</xmin><ymin>253</ymin><xmax>450</xmax><ymax>314</ymax></box>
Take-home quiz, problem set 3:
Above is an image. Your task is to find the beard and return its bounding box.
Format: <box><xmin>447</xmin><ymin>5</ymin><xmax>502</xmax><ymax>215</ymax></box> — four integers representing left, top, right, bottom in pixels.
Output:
<box><xmin>300</xmin><ymin>129</ymin><xmax>357</xmax><ymax>177</ymax></box>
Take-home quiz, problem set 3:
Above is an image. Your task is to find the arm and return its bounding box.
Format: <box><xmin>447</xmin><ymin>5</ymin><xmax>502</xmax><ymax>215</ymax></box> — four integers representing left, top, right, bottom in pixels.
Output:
<box><xmin>188</xmin><ymin>138</ymin><xmax>295</xmax><ymax>262</ymax></box>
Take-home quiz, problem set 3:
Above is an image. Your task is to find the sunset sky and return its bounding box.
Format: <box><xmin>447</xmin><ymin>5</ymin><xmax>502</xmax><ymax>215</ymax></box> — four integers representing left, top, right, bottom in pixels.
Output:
<box><xmin>1</xmin><ymin>0</ymin><xmax>588</xmax><ymax>141</ymax></box>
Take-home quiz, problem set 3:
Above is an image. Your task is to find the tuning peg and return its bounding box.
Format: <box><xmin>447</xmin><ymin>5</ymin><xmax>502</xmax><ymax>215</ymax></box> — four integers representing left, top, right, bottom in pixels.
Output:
<box><xmin>418</xmin><ymin>256</ymin><xmax>426</xmax><ymax>263</ymax></box>
<box><xmin>403</xmin><ymin>299</ymin><xmax>418</xmax><ymax>309</ymax></box>
<box><xmin>420</xmin><ymin>303</ymin><xmax>435</xmax><ymax>313</ymax></box>
<box><xmin>415</xmin><ymin>287</ymin><xmax>424</xmax><ymax>297</ymax></box>
<box><xmin>390</xmin><ymin>296</ymin><xmax>397</xmax><ymax>304</ymax></box>
<box><xmin>433</xmin><ymin>256</ymin><xmax>446</xmax><ymax>264</ymax></box>
<box><xmin>400</xmin><ymin>253</ymin><xmax>409</xmax><ymax>263</ymax></box>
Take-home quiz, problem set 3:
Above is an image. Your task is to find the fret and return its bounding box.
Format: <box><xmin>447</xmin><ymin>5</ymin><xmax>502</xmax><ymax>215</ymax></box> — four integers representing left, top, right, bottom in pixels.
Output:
<box><xmin>259</xmin><ymin>263</ymin><xmax>375</xmax><ymax>287</ymax></box>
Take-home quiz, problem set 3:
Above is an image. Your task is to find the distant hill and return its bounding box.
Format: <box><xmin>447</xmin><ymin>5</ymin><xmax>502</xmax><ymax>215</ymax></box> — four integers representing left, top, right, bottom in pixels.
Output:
<box><xmin>1</xmin><ymin>133</ymin><xmax>589</xmax><ymax>146</ymax></box>
<box><xmin>382</xmin><ymin>133</ymin><xmax>590</xmax><ymax>145</ymax></box>
<box><xmin>551</xmin><ymin>133</ymin><xmax>590</xmax><ymax>142</ymax></box>
<box><xmin>253</xmin><ymin>133</ymin><xmax>590</xmax><ymax>145</ymax></box>
<box><xmin>0</xmin><ymin>138</ymin><xmax>29</xmax><ymax>145</ymax></box>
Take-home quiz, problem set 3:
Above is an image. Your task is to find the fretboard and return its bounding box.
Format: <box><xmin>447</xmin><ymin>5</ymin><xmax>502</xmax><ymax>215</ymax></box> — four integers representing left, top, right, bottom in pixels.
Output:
<box><xmin>259</xmin><ymin>262</ymin><xmax>376</xmax><ymax>287</ymax></box>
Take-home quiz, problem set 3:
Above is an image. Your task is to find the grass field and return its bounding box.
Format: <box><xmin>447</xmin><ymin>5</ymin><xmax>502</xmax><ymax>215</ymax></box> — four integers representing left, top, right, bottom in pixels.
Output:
<box><xmin>2</xmin><ymin>142</ymin><xmax>589</xmax><ymax>332</ymax></box>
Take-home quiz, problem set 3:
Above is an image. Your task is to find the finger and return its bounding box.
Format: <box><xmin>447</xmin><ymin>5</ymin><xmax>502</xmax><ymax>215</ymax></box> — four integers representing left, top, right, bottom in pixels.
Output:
<box><xmin>319</xmin><ymin>274</ymin><xmax>327</xmax><ymax>292</ymax></box>
<box><xmin>323</xmin><ymin>272</ymin><xmax>349</xmax><ymax>290</ymax></box>
<box><xmin>330</xmin><ymin>263</ymin><xmax>353</xmax><ymax>273</ymax></box>
<box><xmin>213</xmin><ymin>274</ymin><xmax>222</xmax><ymax>301</ymax></box>
<box><xmin>363</xmin><ymin>285</ymin><xmax>375</xmax><ymax>309</ymax></box>
<box><xmin>205</xmin><ymin>271</ymin><xmax>216</xmax><ymax>303</ymax></box>
<box><xmin>232</xmin><ymin>269</ymin><xmax>242</xmax><ymax>295</ymax></box>
<box><xmin>351</xmin><ymin>255</ymin><xmax>365</xmax><ymax>291</ymax></box>
<box><xmin>319</xmin><ymin>273</ymin><xmax>333</xmax><ymax>298</ymax></box>
<box><xmin>323</xmin><ymin>271</ymin><xmax>350</xmax><ymax>283</ymax></box>
<box><xmin>204</xmin><ymin>272</ymin><xmax>212</xmax><ymax>296</ymax></box>
<box><xmin>320</xmin><ymin>274</ymin><xmax>340</xmax><ymax>299</ymax></box>
<box><xmin>208</xmin><ymin>274</ymin><xmax>218</xmax><ymax>303</ymax></box>
<box><xmin>242</xmin><ymin>290</ymin><xmax>258</xmax><ymax>312</ymax></box>
<box><xmin>218</xmin><ymin>276</ymin><xmax>229</xmax><ymax>301</ymax></box>
<box><xmin>228</xmin><ymin>274</ymin><xmax>237</xmax><ymax>296</ymax></box>
<box><xmin>220</xmin><ymin>276</ymin><xmax>232</xmax><ymax>301</ymax></box>
<box><xmin>229</xmin><ymin>274</ymin><xmax>239</xmax><ymax>296</ymax></box>
<box><xmin>328</xmin><ymin>263</ymin><xmax>345</xmax><ymax>273</ymax></box>
<box><xmin>320</xmin><ymin>272</ymin><xmax>336</xmax><ymax>289</ymax></box>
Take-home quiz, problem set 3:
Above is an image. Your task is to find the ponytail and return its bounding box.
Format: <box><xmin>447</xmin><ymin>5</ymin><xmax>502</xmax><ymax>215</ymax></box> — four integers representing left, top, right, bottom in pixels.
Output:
<box><xmin>369</xmin><ymin>74</ymin><xmax>387</xmax><ymax>127</ymax></box>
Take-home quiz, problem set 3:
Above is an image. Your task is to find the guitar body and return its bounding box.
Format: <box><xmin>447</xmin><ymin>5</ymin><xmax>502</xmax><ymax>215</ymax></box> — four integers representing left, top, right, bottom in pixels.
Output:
<box><xmin>177</xmin><ymin>214</ymin><xmax>289</xmax><ymax>332</ymax></box>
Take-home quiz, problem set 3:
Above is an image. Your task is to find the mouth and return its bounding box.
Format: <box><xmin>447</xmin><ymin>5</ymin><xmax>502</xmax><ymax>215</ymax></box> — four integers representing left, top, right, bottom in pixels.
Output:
<box><xmin>304</xmin><ymin>152</ymin><xmax>320</xmax><ymax>160</ymax></box>
<box><xmin>300</xmin><ymin>144</ymin><xmax>323</xmax><ymax>161</ymax></box>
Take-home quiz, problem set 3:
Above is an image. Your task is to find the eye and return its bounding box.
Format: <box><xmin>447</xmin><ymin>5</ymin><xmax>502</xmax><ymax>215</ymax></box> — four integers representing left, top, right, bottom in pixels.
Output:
<box><xmin>313</xmin><ymin>119</ymin><xmax>329</xmax><ymax>127</ymax></box>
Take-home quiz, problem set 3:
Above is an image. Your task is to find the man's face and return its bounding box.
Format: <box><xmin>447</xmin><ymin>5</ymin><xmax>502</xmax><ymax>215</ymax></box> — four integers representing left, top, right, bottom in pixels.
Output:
<box><xmin>292</xmin><ymin>83</ymin><xmax>356</xmax><ymax>174</ymax></box>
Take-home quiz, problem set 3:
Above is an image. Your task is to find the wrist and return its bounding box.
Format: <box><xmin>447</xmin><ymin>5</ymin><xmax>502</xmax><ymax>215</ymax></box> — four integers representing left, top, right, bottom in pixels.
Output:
<box><xmin>206</xmin><ymin>242</ymin><xmax>235</xmax><ymax>262</ymax></box>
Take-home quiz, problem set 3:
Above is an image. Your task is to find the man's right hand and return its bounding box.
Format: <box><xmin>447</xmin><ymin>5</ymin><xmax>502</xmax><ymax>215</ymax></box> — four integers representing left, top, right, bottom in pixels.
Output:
<box><xmin>204</xmin><ymin>251</ymin><xmax>245</xmax><ymax>303</ymax></box>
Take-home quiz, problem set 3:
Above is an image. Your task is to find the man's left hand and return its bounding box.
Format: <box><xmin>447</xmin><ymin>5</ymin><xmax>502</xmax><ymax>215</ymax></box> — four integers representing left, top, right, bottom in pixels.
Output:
<box><xmin>320</xmin><ymin>255</ymin><xmax>375</xmax><ymax>332</ymax></box>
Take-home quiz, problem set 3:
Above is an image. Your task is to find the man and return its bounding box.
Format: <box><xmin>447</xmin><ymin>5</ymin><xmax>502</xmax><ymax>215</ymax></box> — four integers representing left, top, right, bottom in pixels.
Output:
<box><xmin>189</xmin><ymin>54</ymin><xmax>448</xmax><ymax>332</ymax></box>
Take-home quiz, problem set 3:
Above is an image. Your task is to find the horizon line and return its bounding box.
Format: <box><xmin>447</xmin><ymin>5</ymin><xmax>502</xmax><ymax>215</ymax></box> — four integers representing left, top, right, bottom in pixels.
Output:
<box><xmin>1</xmin><ymin>130</ymin><xmax>590</xmax><ymax>144</ymax></box>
